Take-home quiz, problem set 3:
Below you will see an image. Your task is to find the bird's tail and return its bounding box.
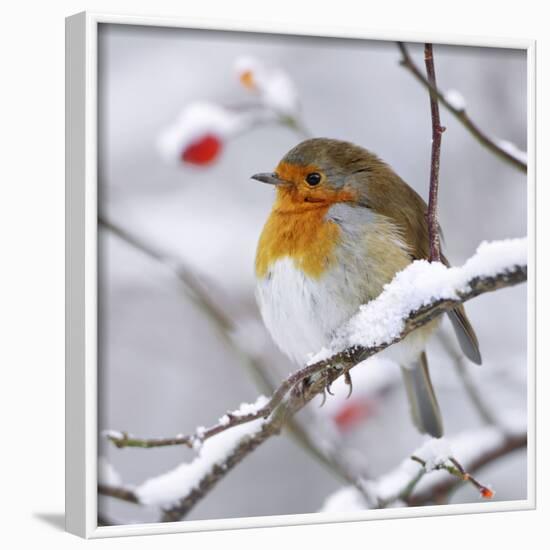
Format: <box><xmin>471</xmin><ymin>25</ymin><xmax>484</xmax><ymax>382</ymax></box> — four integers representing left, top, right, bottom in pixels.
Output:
<box><xmin>400</xmin><ymin>351</ymin><xmax>443</xmax><ymax>438</ymax></box>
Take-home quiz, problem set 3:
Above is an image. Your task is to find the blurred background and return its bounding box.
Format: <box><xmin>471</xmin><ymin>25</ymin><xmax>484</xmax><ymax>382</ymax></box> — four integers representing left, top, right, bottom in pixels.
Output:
<box><xmin>97</xmin><ymin>23</ymin><xmax>527</xmax><ymax>524</ymax></box>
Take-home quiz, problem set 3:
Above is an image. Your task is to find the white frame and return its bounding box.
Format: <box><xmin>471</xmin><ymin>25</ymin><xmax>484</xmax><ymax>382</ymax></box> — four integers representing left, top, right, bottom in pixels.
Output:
<box><xmin>65</xmin><ymin>11</ymin><xmax>537</xmax><ymax>539</ymax></box>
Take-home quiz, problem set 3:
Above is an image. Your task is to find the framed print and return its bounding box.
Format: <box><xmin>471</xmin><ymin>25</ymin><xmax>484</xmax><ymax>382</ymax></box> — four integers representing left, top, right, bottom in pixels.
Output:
<box><xmin>65</xmin><ymin>11</ymin><xmax>535</xmax><ymax>539</ymax></box>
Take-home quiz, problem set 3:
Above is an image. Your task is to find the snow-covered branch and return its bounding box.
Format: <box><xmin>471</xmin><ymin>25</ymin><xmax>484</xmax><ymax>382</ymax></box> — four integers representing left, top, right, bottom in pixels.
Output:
<box><xmin>397</xmin><ymin>42</ymin><xmax>527</xmax><ymax>173</ymax></box>
<box><xmin>105</xmin><ymin>395</ymin><xmax>271</xmax><ymax>450</ymax></box>
<box><xmin>321</xmin><ymin>425</ymin><xmax>526</xmax><ymax>512</ymax></box>
<box><xmin>309</xmin><ymin>238</ymin><xmax>526</xmax><ymax>363</ymax></box>
<box><xmin>102</xmin><ymin>238</ymin><xmax>527</xmax><ymax>521</ymax></box>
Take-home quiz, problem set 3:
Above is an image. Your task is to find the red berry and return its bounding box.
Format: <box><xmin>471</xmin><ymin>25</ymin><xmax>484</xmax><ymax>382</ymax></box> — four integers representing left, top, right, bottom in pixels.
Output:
<box><xmin>334</xmin><ymin>400</ymin><xmax>372</xmax><ymax>431</ymax></box>
<box><xmin>181</xmin><ymin>134</ymin><xmax>222</xmax><ymax>165</ymax></box>
<box><xmin>480</xmin><ymin>487</ymin><xmax>494</xmax><ymax>499</ymax></box>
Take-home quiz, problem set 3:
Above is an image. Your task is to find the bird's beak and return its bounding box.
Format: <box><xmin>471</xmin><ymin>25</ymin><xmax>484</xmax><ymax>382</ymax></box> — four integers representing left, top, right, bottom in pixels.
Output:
<box><xmin>251</xmin><ymin>172</ymin><xmax>285</xmax><ymax>186</ymax></box>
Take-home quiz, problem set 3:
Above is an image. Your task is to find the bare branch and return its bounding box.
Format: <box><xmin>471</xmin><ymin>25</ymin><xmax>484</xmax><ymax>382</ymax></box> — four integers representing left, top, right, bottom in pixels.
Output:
<box><xmin>103</xmin><ymin>355</ymin><xmax>330</xmax><ymax>448</ymax></box>
<box><xmin>424</xmin><ymin>43</ymin><xmax>444</xmax><ymax>262</ymax></box>
<box><xmin>99</xmin><ymin>215</ymin><xmax>234</xmax><ymax>332</ymax></box>
<box><xmin>397</xmin><ymin>42</ymin><xmax>527</xmax><ymax>173</ymax></box>
<box><xmin>406</xmin><ymin>432</ymin><xmax>526</xmax><ymax>506</ymax></box>
<box><xmin>360</xmin><ymin>428</ymin><xmax>526</xmax><ymax>508</ymax></box>
<box><xmin>410</xmin><ymin>454</ymin><xmax>493</xmax><ymax>499</ymax></box>
<box><xmin>105</xmin><ymin>401</ymin><xmax>275</xmax><ymax>450</ymax></box>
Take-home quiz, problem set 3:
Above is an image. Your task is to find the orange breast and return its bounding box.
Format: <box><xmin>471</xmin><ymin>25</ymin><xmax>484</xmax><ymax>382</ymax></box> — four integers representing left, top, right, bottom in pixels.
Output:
<box><xmin>255</xmin><ymin>198</ymin><xmax>341</xmax><ymax>280</ymax></box>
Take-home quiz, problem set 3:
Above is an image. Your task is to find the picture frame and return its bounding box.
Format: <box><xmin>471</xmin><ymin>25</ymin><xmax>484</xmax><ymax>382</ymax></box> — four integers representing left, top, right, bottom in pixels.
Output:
<box><xmin>65</xmin><ymin>11</ymin><xmax>536</xmax><ymax>539</ymax></box>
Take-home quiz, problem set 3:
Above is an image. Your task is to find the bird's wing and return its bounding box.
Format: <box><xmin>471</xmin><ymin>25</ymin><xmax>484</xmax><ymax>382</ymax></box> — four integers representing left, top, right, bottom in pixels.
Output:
<box><xmin>447</xmin><ymin>304</ymin><xmax>482</xmax><ymax>364</ymax></box>
<box><xmin>365</xmin><ymin>167</ymin><xmax>431</xmax><ymax>259</ymax></box>
<box><xmin>367</xmin><ymin>170</ymin><xmax>482</xmax><ymax>364</ymax></box>
<box><xmin>440</xmin><ymin>253</ymin><xmax>482</xmax><ymax>364</ymax></box>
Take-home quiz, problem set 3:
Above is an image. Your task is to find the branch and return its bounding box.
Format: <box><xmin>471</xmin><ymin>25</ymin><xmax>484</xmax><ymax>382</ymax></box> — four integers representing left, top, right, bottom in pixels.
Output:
<box><xmin>99</xmin><ymin>215</ymin><xmax>234</xmax><ymax>332</ymax></box>
<box><xmin>104</xmin><ymin>240</ymin><xmax>527</xmax><ymax>520</ymax></box>
<box><xmin>160</xmin><ymin>403</ymin><xmax>292</xmax><ymax>521</ymax></box>
<box><xmin>397</xmin><ymin>42</ymin><xmax>527</xmax><ymax>173</ymax></box>
<box><xmin>104</xmin><ymin>395</ymin><xmax>276</xmax><ymax>450</ymax></box>
<box><xmin>409</xmin><ymin>455</ymin><xmax>493</xmax><ymax>499</ymax></box>
<box><xmin>406</xmin><ymin>432</ymin><xmax>526</xmax><ymax>506</ymax></box>
<box><xmin>424</xmin><ymin>43</ymin><xmax>444</xmax><ymax>262</ymax></box>
<box><xmin>323</xmin><ymin>427</ymin><xmax>526</xmax><ymax>510</ymax></box>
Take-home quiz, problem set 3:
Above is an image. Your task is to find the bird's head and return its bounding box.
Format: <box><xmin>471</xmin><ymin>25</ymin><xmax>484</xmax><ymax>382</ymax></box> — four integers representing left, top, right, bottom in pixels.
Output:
<box><xmin>252</xmin><ymin>138</ymin><xmax>386</xmax><ymax>210</ymax></box>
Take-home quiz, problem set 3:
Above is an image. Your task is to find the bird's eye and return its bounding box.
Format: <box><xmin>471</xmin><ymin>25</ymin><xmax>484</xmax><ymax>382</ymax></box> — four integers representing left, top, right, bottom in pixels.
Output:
<box><xmin>305</xmin><ymin>172</ymin><xmax>322</xmax><ymax>186</ymax></box>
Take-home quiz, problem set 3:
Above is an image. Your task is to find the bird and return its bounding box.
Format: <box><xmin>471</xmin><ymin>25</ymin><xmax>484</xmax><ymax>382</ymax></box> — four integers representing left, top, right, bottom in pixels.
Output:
<box><xmin>252</xmin><ymin>137</ymin><xmax>481</xmax><ymax>438</ymax></box>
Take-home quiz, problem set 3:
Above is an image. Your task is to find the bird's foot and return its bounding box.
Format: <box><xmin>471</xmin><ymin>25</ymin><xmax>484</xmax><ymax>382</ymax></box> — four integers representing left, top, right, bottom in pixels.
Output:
<box><xmin>297</xmin><ymin>366</ymin><xmax>347</xmax><ymax>407</ymax></box>
<box><xmin>295</xmin><ymin>375</ymin><xmax>313</xmax><ymax>401</ymax></box>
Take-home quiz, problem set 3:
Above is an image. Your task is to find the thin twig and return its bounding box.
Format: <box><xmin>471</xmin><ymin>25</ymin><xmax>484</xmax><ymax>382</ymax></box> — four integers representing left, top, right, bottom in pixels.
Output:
<box><xmin>406</xmin><ymin>433</ymin><xmax>526</xmax><ymax>505</ymax></box>
<box><xmin>397</xmin><ymin>42</ymin><xmax>527</xmax><ymax>173</ymax></box>
<box><xmin>105</xmin><ymin>360</ymin><xmax>326</xmax><ymax>450</ymax></box>
<box><xmin>410</xmin><ymin>454</ymin><xmax>493</xmax><ymax>499</ymax></box>
<box><xmin>99</xmin><ymin>215</ymin><xmax>233</xmax><ymax>331</ymax></box>
<box><xmin>424</xmin><ymin>43</ymin><xmax>444</xmax><ymax>262</ymax></box>
<box><xmin>366</xmin><ymin>426</ymin><xmax>526</xmax><ymax>508</ymax></box>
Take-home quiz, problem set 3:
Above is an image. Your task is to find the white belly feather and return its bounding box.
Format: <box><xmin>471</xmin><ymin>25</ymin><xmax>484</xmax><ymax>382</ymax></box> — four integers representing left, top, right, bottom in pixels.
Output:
<box><xmin>255</xmin><ymin>258</ymin><xmax>357</xmax><ymax>365</ymax></box>
<box><xmin>255</xmin><ymin>256</ymin><xmax>437</xmax><ymax>368</ymax></box>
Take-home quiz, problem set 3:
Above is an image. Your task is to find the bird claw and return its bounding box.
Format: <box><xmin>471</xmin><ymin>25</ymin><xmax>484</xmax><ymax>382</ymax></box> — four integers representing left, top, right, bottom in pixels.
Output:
<box><xmin>319</xmin><ymin>367</ymin><xmax>351</xmax><ymax>407</ymax></box>
<box><xmin>344</xmin><ymin>370</ymin><xmax>353</xmax><ymax>399</ymax></box>
<box><xmin>296</xmin><ymin>377</ymin><xmax>310</xmax><ymax>399</ymax></box>
<box><xmin>318</xmin><ymin>378</ymin><xmax>336</xmax><ymax>407</ymax></box>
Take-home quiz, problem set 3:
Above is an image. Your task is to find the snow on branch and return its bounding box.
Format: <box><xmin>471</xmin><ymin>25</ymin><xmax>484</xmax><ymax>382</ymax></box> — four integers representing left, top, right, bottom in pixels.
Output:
<box><xmin>321</xmin><ymin>424</ymin><xmax>527</xmax><ymax>512</ymax></box>
<box><xmin>101</xmin><ymin>237</ymin><xmax>527</xmax><ymax>521</ymax></box>
<box><xmin>310</xmin><ymin>238</ymin><xmax>527</xmax><ymax>362</ymax></box>
<box><xmin>105</xmin><ymin>395</ymin><xmax>271</xmax><ymax>450</ymax></box>
<box><xmin>136</xmin><ymin>417</ymin><xmax>267</xmax><ymax>507</ymax></box>
<box><xmin>397</xmin><ymin>42</ymin><xmax>527</xmax><ymax>173</ymax></box>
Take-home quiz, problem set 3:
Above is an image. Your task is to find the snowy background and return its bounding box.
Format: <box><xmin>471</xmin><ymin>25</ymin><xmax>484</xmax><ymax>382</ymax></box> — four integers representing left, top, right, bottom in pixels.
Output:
<box><xmin>97</xmin><ymin>23</ymin><xmax>527</xmax><ymax>524</ymax></box>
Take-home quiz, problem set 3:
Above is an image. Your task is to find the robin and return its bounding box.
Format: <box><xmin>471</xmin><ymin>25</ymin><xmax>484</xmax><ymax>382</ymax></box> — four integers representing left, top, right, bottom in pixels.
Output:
<box><xmin>252</xmin><ymin>138</ymin><xmax>481</xmax><ymax>438</ymax></box>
